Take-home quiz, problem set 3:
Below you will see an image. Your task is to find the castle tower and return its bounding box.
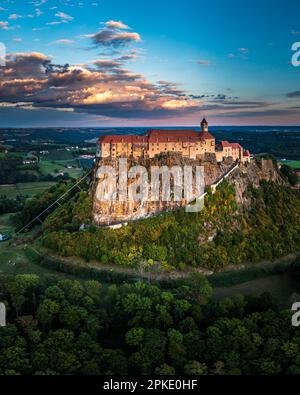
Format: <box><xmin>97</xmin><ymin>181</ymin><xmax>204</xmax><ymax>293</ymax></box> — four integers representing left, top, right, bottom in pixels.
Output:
<box><xmin>201</xmin><ymin>117</ymin><xmax>208</xmax><ymax>133</ymax></box>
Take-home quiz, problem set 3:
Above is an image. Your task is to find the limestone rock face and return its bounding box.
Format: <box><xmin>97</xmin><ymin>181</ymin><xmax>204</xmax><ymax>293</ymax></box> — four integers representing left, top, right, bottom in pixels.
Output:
<box><xmin>91</xmin><ymin>153</ymin><xmax>234</xmax><ymax>225</ymax></box>
<box><xmin>227</xmin><ymin>159</ymin><xmax>285</xmax><ymax>207</ymax></box>
<box><xmin>91</xmin><ymin>155</ymin><xmax>283</xmax><ymax>226</ymax></box>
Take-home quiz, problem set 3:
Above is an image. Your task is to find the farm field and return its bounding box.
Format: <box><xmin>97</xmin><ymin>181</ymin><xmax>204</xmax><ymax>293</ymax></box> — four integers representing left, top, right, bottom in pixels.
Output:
<box><xmin>280</xmin><ymin>160</ymin><xmax>300</xmax><ymax>169</ymax></box>
<box><xmin>0</xmin><ymin>241</ymin><xmax>71</xmax><ymax>277</ymax></box>
<box><xmin>39</xmin><ymin>159</ymin><xmax>83</xmax><ymax>178</ymax></box>
<box><xmin>0</xmin><ymin>214</ymin><xmax>72</xmax><ymax>276</ymax></box>
<box><xmin>0</xmin><ymin>181</ymin><xmax>56</xmax><ymax>199</ymax></box>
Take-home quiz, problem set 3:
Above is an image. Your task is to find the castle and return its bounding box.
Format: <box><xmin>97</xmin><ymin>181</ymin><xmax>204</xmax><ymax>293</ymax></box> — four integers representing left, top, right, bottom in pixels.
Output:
<box><xmin>97</xmin><ymin>118</ymin><xmax>251</xmax><ymax>163</ymax></box>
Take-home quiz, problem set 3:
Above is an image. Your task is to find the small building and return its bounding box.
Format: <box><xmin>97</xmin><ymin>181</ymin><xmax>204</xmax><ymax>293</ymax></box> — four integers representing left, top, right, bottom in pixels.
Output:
<box><xmin>216</xmin><ymin>141</ymin><xmax>244</xmax><ymax>162</ymax></box>
<box><xmin>80</xmin><ymin>154</ymin><xmax>96</xmax><ymax>159</ymax></box>
<box><xmin>23</xmin><ymin>153</ymin><xmax>39</xmax><ymax>165</ymax></box>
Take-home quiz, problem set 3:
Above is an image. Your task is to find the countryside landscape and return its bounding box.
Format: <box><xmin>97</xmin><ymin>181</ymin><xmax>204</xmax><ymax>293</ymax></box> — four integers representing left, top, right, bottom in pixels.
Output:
<box><xmin>0</xmin><ymin>0</ymin><xmax>299</xmax><ymax>385</ymax></box>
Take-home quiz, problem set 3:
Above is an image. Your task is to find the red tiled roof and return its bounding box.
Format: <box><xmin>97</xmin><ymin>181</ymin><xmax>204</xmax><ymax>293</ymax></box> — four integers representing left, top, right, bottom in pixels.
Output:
<box><xmin>244</xmin><ymin>150</ymin><xmax>251</xmax><ymax>157</ymax></box>
<box><xmin>148</xmin><ymin>129</ymin><xmax>200</xmax><ymax>143</ymax></box>
<box><xmin>99</xmin><ymin>135</ymin><xmax>148</xmax><ymax>144</ymax></box>
<box><xmin>231</xmin><ymin>143</ymin><xmax>242</xmax><ymax>149</ymax></box>
<box><xmin>200</xmin><ymin>131</ymin><xmax>215</xmax><ymax>140</ymax></box>
<box><xmin>221</xmin><ymin>141</ymin><xmax>231</xmax><ymax>148</ymax></box>
<box><xmin>221</xmin><ymin>141</ymin><xmax>242</xmax><ymax>149</ymax></box>
<box><xmin>99</xmin><ymin>129</ymin><xmax>216</xmax><ymax>144</ymax></box>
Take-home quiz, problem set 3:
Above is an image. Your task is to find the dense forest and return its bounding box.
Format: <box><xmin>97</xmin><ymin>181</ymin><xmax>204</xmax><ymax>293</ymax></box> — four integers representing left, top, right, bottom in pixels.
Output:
<box><xmin>0</xmin><ymin>271</ymin><xmax>300</xmax><ymax>375</ymax></box>
<box><xmin>0</xmin><ymin>195</ymin><xmax>26</xmax><ymax>216</ymax></box>
<box><xmin>41</xmin><ymin>179</ymin><xmax>300</xmax><ymax>270</ymax></box>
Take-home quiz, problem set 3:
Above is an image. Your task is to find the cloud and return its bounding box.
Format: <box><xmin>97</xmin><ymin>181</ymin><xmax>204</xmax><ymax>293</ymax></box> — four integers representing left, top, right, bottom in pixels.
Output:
<box><xmin>197</xmin><ymin>59</ymin><xmax>211</xmax><ymax>66</ymax></box>
<box><xmin>92</xmin><ymin>31</ymin><xmax>141</xmax><ymax>47</ymax></box>
<box><xmin>8</xmin><ymin>14</ymin><xmax>23</xmax><ymax>20</ymax></box>
<box><xmin>92</xmin><ymin>59</ymin><xmax>122</xmax><ymax>69</ymax></box>
<box><xmin>46</xmin><ymin>21</ymin><xmax>65</xmax><ymax>25</ymax></box>
<box><xmin>117</xmin><ymin>53</ymin><xmax>137</xmax><ymax>62</ymax></box>
<box><xmin>35</xmin><ymin>8</ymin><xmax>43</xmax><ymax>17</ymax></box>
<box><xmin>105</xmin><ymin>20</ymin><xmax>129</xmax><ymax>30</ymax></box>
<box><xmin>0</xmin><ymin>51</ymin><xmax>202</xmax><ymax>120</ymax></box>
<box><xmin>216</xmin><ymin>109</ymin><xmax>296</xmax><ymax>118</ymax></box>
<box><xmin>49</xmin><ymin>39</ymin><xmax>74</xmax><ymax>45</ymax></box>
<box><xmin>237</xmin><ymin>47</ymin><xmax>249</xmax><ymax>53</ymax></box>
<box><xmin>87</xmin><ymin>20</ymin><xmax>141</xmax><ymax>48</ymax></box>
<box><xmin>0</xmin><ymin>37</ymin><xmax>289</xmax><ymax>123</ymax></box>
<box><xmin>286</xmin><ymin>91</ymin><xmax>300</xmax><ymax>98</ymax></box>
<box><xmin>47</xmin><ymin>11</ymin><xmax>74</xmax><ymax>25</ymax></box>
<box><xmin>55</xmin><ymin>12</ymin><xmax>74</xmax><ymax>21</ymax></box>
<box><xmin>0</xmin><ymin>21</ymin><xmax>9</xmax><ymax>30</ymax></box>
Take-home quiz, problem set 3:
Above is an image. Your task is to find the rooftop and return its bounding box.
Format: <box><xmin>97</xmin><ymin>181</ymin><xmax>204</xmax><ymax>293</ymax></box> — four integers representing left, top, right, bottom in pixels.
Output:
<box><xmin>221</xmin><ymin>141</ymin><xmax>242</xmax><ymax>149</ymax></box>
<box><xmin>99</xmin><ymin>129</ymin><xmax>215</xmax><ymax>144</ymax></box>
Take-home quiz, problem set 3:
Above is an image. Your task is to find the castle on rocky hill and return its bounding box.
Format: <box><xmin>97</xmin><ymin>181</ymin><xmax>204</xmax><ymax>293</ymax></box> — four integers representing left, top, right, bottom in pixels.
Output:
<box><xmin>97</xmin><ymin>118</ymin><xmax>251</xmax><ymax>163</ymax></box>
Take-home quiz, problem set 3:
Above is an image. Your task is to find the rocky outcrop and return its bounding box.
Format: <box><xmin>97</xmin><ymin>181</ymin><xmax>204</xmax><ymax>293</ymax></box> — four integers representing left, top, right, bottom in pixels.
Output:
<box><xmin>227</xmin><ymin>158</ymin><xmax>285</xmax><ymax>207</ymax></box>
<box><xmin>91</xmin><ymin>154</ymin><xmax>284</xmax><ymax>225</ymax></box>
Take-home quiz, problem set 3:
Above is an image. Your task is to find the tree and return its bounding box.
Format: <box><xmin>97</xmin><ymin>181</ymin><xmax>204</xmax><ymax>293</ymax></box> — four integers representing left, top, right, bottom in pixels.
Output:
<box><xmin>36</xmin><ymin>299</ymin><xmax>60</xmax><ymax>329</ymax></box>
<box><xmin>155</xmin><ymin>364</ymin><xmax>176</xmax><ymax>375</ymax></box>
<box><xmin>184</xmin><ymin>361</ymin><xmax>208</xmax><ymax>375</ymax></box>
<box><xmin>126</xmin><ymin>328</ymin><xmax>145</xmax><ymax>347</ymax></box>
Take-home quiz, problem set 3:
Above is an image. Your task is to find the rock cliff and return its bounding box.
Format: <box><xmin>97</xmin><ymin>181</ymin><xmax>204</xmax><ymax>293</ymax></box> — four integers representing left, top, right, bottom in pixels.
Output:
<box><xmin>91</xmin><ymin>154</ymin><xmax>283</xmax><ymax>226</ymax></box>
<box><xmin>227</xmin><ymin>158</ymin><xmax>285</xmax><ymax>207</ymax></box>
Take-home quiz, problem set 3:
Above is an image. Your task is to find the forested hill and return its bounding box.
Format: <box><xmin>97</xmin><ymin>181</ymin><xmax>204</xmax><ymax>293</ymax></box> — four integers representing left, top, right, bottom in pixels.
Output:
<box><xmin>35</xmin><ymin>159</ymin><xmax>300</xmax><ymax>272</ymax></box>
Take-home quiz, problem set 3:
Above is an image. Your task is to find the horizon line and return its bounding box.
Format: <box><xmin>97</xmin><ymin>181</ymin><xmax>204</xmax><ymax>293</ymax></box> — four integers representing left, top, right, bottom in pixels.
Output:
<box><xmin>1</xmin><ymin>124</ymin><xmax>300</xmax><ymax>129</ymax></box>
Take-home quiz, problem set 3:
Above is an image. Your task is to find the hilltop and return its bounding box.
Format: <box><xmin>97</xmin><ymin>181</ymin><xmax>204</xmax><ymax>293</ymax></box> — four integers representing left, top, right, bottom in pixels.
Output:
<box><xmin>34</xmin><ymin>154</ymin><xmax>300</xmax><ymax>273</ymax></box>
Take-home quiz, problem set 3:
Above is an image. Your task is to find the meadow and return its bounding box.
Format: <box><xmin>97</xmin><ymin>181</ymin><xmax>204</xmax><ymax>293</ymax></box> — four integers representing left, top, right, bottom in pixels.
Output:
<box><xmin>0</xmin><ymin>181</ymin><xmax>56</xmax><ymax>199</ymax></box>
<box><xmin>282</xmin><ymin>160</ymin><xmax>300</xmax><ymax>169</ymax></box>
<box><xmin>39</xmin><ymin>159</ymin><xmax>83</xmax><ymax>179</ymax></box>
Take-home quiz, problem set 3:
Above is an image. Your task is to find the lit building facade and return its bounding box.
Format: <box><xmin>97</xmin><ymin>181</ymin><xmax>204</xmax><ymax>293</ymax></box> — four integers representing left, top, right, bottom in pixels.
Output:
<box><xmin>97</xmin><ymin>118</ymin><xmax>250</xmax><ymax>163</ymax></box>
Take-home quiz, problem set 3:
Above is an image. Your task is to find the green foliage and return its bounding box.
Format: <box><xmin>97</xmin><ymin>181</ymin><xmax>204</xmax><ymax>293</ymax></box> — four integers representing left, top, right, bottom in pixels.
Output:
<box><xmin>13</xmin><ymin>180</ymin><xmax>91</xmax><ymax>230</ymax></box>
<box><xmin>42</xmin><ymin>181</ymin><xmax>300</xmax><ymax>270</ymax></box>
<box><xmin>0</xmin><ymin>195</ymin><xmax>26</xmax><ymax>215</ymax></box>
<box><xmin>280</xmin><ymin>164</ymin><xmax>299</xmax><ymax>186</ymax></box>
<box><xmin>0</xmin><ymin>274</ymin><xmax>299</xmax><ymax>375</ymax></box>
<box><xmin>0</xmin><ymin>154</ymin><xmax>23</xmax><ymax>184</ymax></box>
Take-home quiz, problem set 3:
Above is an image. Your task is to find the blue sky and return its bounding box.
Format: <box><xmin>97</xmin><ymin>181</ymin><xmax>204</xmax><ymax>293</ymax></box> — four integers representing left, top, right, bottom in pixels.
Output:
<box><xmin>0</xmin><ymin>0</ymin><xmax>299</xmax><ymax>126</ymax></box>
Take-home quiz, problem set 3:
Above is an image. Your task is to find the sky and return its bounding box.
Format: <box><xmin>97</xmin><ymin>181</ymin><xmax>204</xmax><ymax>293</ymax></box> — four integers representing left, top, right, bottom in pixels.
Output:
<box><xmin>0</xmin><ymin>0</ymin><xmax>299</xmax><ymax>127</ymax></box>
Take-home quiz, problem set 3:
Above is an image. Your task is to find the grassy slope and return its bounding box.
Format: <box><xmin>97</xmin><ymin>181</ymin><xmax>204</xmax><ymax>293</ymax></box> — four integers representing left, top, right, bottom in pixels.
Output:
<box><xmin>39</xmin><ymin>159</ymin><xmax>83</xmax><ymax>178</ymax></box>
<box><xmin>0</xmin><ymin>181</ymin><xmax>56</xmax><ymax>199</ymax></box>
<box><xmin>280</xmin><ymin>160</ymin><xmax>300</xmax><ymax>169</ymax></box>
<box><xmin>0</xmin><ymin>211</ymin><xmax>298</xmax><ymax>306</ymax></box>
